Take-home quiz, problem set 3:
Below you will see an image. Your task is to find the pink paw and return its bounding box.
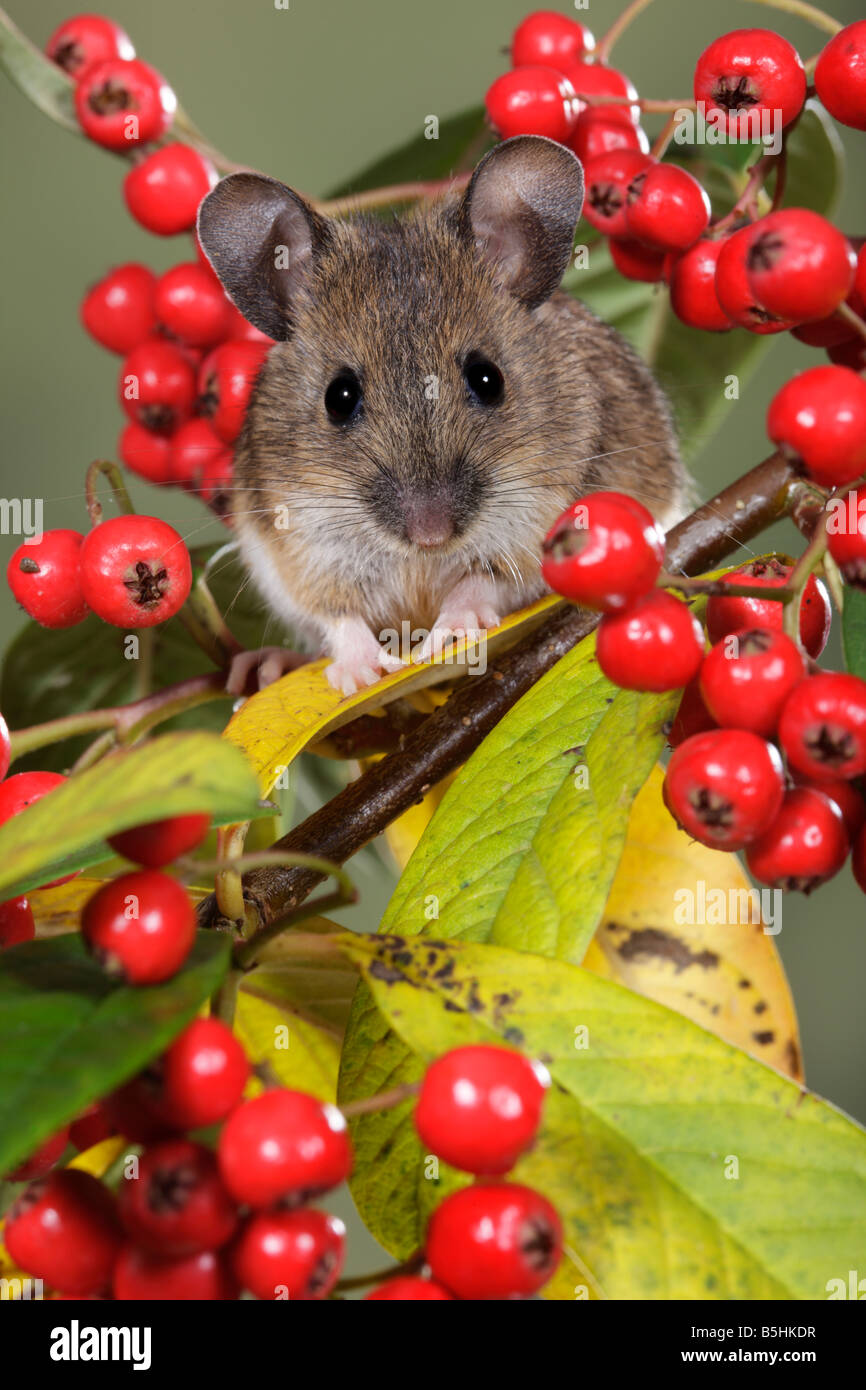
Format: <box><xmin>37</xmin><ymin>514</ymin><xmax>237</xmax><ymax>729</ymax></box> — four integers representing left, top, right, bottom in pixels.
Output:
<box><xmin>418</xmin><ymin>583</ymin><xmax>501</xmax><ymax>662</ymax></box>
<box><xmin>226</xmin><ymin>646</ymin><xmax>307</xmax><ymax>695</ymax></box>
<box><xmin>324</xmin><ymin>618</ymin><xmax>404</xmax><ymax>696</ymax></box>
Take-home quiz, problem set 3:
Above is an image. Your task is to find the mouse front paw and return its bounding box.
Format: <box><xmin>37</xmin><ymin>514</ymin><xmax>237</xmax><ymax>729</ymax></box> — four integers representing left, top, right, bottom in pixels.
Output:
<box><xmin>324</xmin><ymin>617</ymin><xmax>404</xmax><ymax>696</ymax></box>
<box><xmin>226</xmin><ymin>645</ymin><xmax>308</xmax><ymax>695</ymax></box>
<box><xmin>417</xmin><ymin>577</ymin><xmax>502</xmax><ymax>662</ymax></box>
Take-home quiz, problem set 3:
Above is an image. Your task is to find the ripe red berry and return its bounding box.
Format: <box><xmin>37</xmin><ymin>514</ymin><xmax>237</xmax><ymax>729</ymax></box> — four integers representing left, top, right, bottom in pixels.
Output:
<box><xmin>569</xmin><ymin>111</ymin><xmax>648</xmax><ymax>162</ymax></box>
<box><xmin>0</xmin><ymin>896</ymin><xmax>35</xmax><ymax>948</ymax></box>
<box><xmin>79</xmin><ymin>514</ymin><xmax>192</xmax><ymax>628</ymax></box>
<box><xmin>46</xmin><ymin>14</ymin><xmax>134</xmax><ymax>77</ymax></box>
<box><xmin>124</xmin><ymin>144</ymin><xmax>217</xmax><ymax>236</ymax></box>
<box><xmin>155</xmin><ymin>263</ymin><xmax>232</xmax><ymax>348</ymax></box>
<box><xmin>109</xmin><ymin>813</ymin><xmax>211</xmax><ymax>869</ymax></box>
<box><xmin>778</xmin><ymin>672</ymin><xmax>866</xmax><ymax>782</ymax></box>
<box><xmin>746</xmin><ymin>787</ymin><xmax>848</xmax><ymax>892</ymax></box>
<box><xmin>70</xmin><ymin>1102</ymin><xmax>116</xmax><ymax>1153</ymax></box>
<box><xmin>75</xmin><ymin>57</ymin><xmax>176</xmax><ymax>151</ymax></box>
<box><xmin>118</xmin><ymin>1139</ymin><xmax>237</xmax><ymax>1256</ymax></box>
<box><xmin>415</xmin><ymin>1045</ymin><xmax>549</xmax><ymax>1175</ymax></box>
<box><xmin>81</xmin><ymin>263</ymin><xmax>157</xmax><ymax>355</ymax></box>
<box><xmin>511</xmin><ymin>11</ymin><xmax>594</xmax><ymax>69</ymax></box>
<box><xmin>0</xmin><ymin>770</ymin><xmax>66</xmax><ymax>832</ymax></box>
<box><xmin>197</xmin><ymin>340</ymin><xmax>269</xmax><ymax>444</ymax></box>
<box><xmin>667</xmin><ymin>675</ymin><xmax>718</xmax><ymax>748</ymax></box>
<box><xmin>714</xmin><ymin>228</ymin><xmax>794</xmax><ymax>334</ymax></box>
<box><xmin>562</xmin><ymin>60</ymin><xmax>639</xmax><ymax>127</ymax></box>
<box><xmin>5</xmin><ymin>1128</ymin><xmax>69</xmax><ymax>1182</ymax></box>
<box><xmin>104</xmin><ymin>1073</ymin><xmax>176</xmax><ymax>1144</ymax></box>
<box><xmin>541</xmin><ymin>491</ymin><xmax>664</xmax><ymax>611</ymax></box>
<box><xmin>158</xmin><ymin>1017</ymin><xmax>250</xmax><ymax>1129</ymax></box>
<box><xmin>169</xmin><ymin>417</ymin><xmax>226</xmax><ymax>489</ymax></box>
<box><xmin>668</xmin><ymin>239</ymin><xmax>732</xmax><ymax>332</ymax></box>
<box><xmin>81</xmin><ymin>869</ymin><xmax>196</xmax><ymax>985</ymax></box>
<box><xmin>767</xmin><ymin>365</ymin><xmax>866</xmax><ymax>488</ymax></box>
<box><xmin>744</xmin><ymin>210</ymin><xmax>855</xmax><ymax>323</ymax></box>
<box><xmin>814</xmin><ymin>21</ymin><xmax>866</xmax><ymax>131</ymax></box>
<box><xmin>365</xmin><ymin>1276</ymin><xmax>454</xmax><ymax>1300</ymax></box>
<box><xmin>485</xmin><ymin>67</ymin><xmax>578</xmax><ymax>142</ymax></box>
<box><xmin>426</xmin><ymin>1183</ymin><xmax>562</xmax><ymax>1300</ymax></box>
<box><xmin>5</xmin><ymin>1170</ymin><xmax>121</xmax><ymax>1296</ymax></box>
<box><xmin>232</xmin><ymin>1209</ymin><xmax>345</xmax><ymax>1301</ymax></box>
<box><xmin>197</xmin><ymin>447</ymin><xmax>234</xmax><ymax>514</ymax></box>
<box><xmin>118</xmin><ymin>421</ymin><xmax>172</xmax><ymax>485</ymax></box>
<box><xmin>693</xmin><ymin>28</ymin><xmax>806</xmax><ymax>136</ymax></box>
<box><xmin>791</xmin><ymin>773</ymin><xmax>866</xmax><ymax>841</ymax></box>
<box><xmin>114</xmin><ymin>1244</ymin><xmax>236</xmax><ymax>1300</ymax></box>
<box><xmin>608</xmin><ymin>237</ymin><xmax>668</xmax><ymax>283</ymax></box>
<box><xmin>596</xmin><ymin>590</ymin><xmax>704</xmax><ymax>692</ymax></box>
<box><xmin>120</xmin><ymin>338</ymin><xmax>197</xmax><ymax>434</ymax></box>
<box><xmin>583</xmin><ymin>150</ymin><xmax>651</xmax><ymax>237</ymax></box>
<box><xmin>663</xmin><ymin>728</ymin><xmax>785</xmax><ymax>850</ymax></box>
<box><xmin>699</xmin><ymin>627</ymin><xmax>806</xmax><ymax>737</ymax></box>
<box><xmin>217</xmin><ymin>1089</ymin><xmax>352</xmax><ymax>1207</ymax></box>
<box><xmin>220</xmin><ymin>302</ymin><xmax>275</xmax><ymax>345</ymax></box>
<box><xmin>7</xmin><ymin>529</ymin><xmax>89</xmax><ymax>629</ymax></box>
<box><xmin>625</xmin><ymin>163</ymin><xmax>710</xmax><ymax>254</ymax></box>
<box><xmin>706</xmin><ymin>558</ymin><xmax>830</xmax><ymax>660</ymax></box>
<box><xmin>827</xmin><ymin>486</ymin><xmax>866</xmax><ymax>587</ymax></box>
<box><xmin>853</xmin><ymin>823</ymin><xmax>866</xmax><ymax>894</ymax></box>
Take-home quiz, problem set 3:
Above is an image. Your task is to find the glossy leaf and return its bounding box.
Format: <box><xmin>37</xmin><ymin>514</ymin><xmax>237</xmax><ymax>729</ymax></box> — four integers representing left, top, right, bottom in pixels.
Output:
<box><xmin>842</xmin><ymin>587</ymin><xmax>866</xmax><ymax>680</ymax></box>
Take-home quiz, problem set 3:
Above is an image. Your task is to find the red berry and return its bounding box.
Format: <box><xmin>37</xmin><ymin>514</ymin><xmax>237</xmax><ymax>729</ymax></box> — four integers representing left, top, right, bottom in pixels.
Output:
<box><xmin>218</xmin><ymin>1089</ymin><xmax>352</xmax><ymax>1207</ymax></box>
<box><xmin>485</xmin><ymin>67</ymin><xmax>578</xmax><ymax>142</ymax></box>
<box><xmin>0</xmin><ymin>896</ymin><xmax>35</xmax><ymax>948</ymax></box>
<box><xmin>426</xmin><ymin>1183</ymin><xmax>562</xmax><ymax>1300</ymax></box>
<box><xmin>220</xmin><ymin>303</ymin><xmax>275</xmax><ymax>345</ymax></box>
<box><xmin>667</xmin><ymin>675</ymin><xmax>718</xmax><ymax>748</ymax></box>
<box><xmin>625</xmin><ymin>163</ymin><xmax>710</xmax><ymax>254</ymax></box>
<box><xmin>198</xmin><ymin>447</ymin><xmax>234</xmax><ymax>514</ymax></box>
<box><xmin>6</xmin><ymin>1128</ymin><xmax>69</xmax><ymax>1182</ymax></box>
<box><xmin>746</xmin><ymin>787</ymin><xmax>848</xmax><ymax>892</ymax></box>
<box><xmin>853</xmin><ymin>823</ymin><xmax>866</xmax><ymax>893</ymax></box>
<box><xmin>232</xmin><ymin>1208</ymin><xmax>345</xmax><ymax>1301</ymax></box>
<box><xmin>81</xmin><ymin>869</ymin><xmax>196</xmax><ymax>985</ymax></box>
<box><xmin>693</xmin><ymin>28</ymin><xmax>806</xmax><ymax>136</ymax></box>
<box><xmin>70</xmin><ymin>1102</ymin><xmax>116</xmax><ymax>1153</ymax></box>
<box><xmin>767</xmin><ymin>365</ymin><xmax>866</xmax><ymax>488</ymax></box>
<box><xmin>663</xmin><ymin>729</ymin><xmax>785</xmax><ymax>850</ymax></box>
<box><xmin>778</xmin><ymin>672</ymin><xmax>866</xmax><ymax>782</ymax></box>
<box><xmin>714</xmin><ymin>228</ymin><xmax>794</xmax><ymax>334</ymax></box>
<box><xmin>814</xmin><ymin>21</ymin><xmax>866</xmax><ymax>131</ymax></box>
<box><xmin>0</xmin><ymin>709</ymin><xmax>8</xmax><ymax>781</ymax></box>
<box><xmin>828</xmin><ymin>485</ymin><xmax>866</xmax><ymax>587</ymax></box>
<box><xmin>668</xmin><ymin>239</ymin><xmax>732</xmax><ymax>332</ymax></box>
<box><xmin>791</xmin><ymin>773</ymin><xmax>866</xmax><ymax>841</ymax></box>
<box><xmin>609</xmin><ymin>237</ymin><xmax>668</xmax><ymax>282</ymax></box>
<box><xmin>124</xmin><ymin>144</ymin><xmax>217</xmax><ymax>236</ymax></box>
<box><xmin>0</xmin><ymin>772</ymin><xmax>75</xmax><ymax>891</ymax></box>
<box><xmin>104</xmin><ymin>1073</ymin><xmax>176</xmax><ymax>1144</ymax></box>
<box><xmin>744</xmin><ymin>210</ymin><xmax>855</xmax><ymax>323</ymax></box>
<box><xmin>415</xmin><ymin>1044</ymin><xmax>549</xmax><ymax>1176</ymax></box>
<box><xmin>81</xmin><ymin>264</ymin><xmax>157</xmax><ymax>355</ymax></box>
<box><xmin>109</xmin><ymin>813</ymin><xmax>211</xmax><ymax>869</ymax></box>
<box><xmin>541</xmin><ymin>491</ymin><xmax>664</xmax><ymax>611</ymax></box>
<box><xmin>155</xmin><ymin>263</ymin><xmax>232</xmax><ymax>348</ymax></box>
<box><xmin>197</xmin><ymin>340</ymin><xmax>269</xmax><ymax>444</ymax></box>
<box><xmin>569</xmin><ymin>111</ymin><xmax>648</xmax><ymax>162</ymax></box>
<box><xmin>46</xmin><ymin>14</ymin><xmax>134</xmax><ymax>77</ymax></box>
<box><xmin>159</xmin><ymin>1017</ymin><xmax>250</xmax><ymax>1129</ymax></box>
<box><xmin>118</xmin><ymin>1139</ymin><xmax>237</xmax><ymax>1256</ymax></box>
<box><xmin>79</xmin><ymin>514</ymin><xmax>192</xmax><ymax>628</ymax></box>
<box><xmin>7</xmin><ymin>529</ymin><xmax>89</xmax><ymax>629</ymax></box>
<box><xmin>706</xmin><ymin>558</ymin><xmax>830</xmax><ymax>660</ymax></box>
<box><xmin>365</xmin><ymin>1276</ymin><xmax>454</xmax><ymax>1300</ymax></box>
<box><xmin>120</xmin><ymin>338</ymin><xmax>197</xmax><ymax>434</ymax></box>
<box><xmin>114</xmin><ymin>1244</ymin><xmax>236</xmax><ymax>1300</ymax></box>
<box><xmin>596</xmin><ymin>591</ymin><xmax>704</xmax><ymax>692</ymax></box>
<box><xmin>75</xmin><ymin>57</ymin><xmax>175</xmax><ymax>151</ymax></box>
<box><xmin>511</xmin><ymin>11</ymin><xmax>594</xmax><ymax>69</ymax></box>
<box><xmin>582</xmin><ymin>150</ymin><xmax>651</xmax><ymax>238</ymax></box>
<box><xmin>562</xmin><ymin>60</ymin><xmax>639</xmax><ymax>127</ymax></box>
<box><xmin>699</xmin><ymin>627</ymin><xmax>806</xmax><ymax>737</ymax></box>
<box><xmin>169</xmin><ymin>417</ymin><xmax>226</xmax><ymax>489</ymax></box>
<box><xmin>119</xmin><ymin>422</ymin><xmax>172</xmax><ymax>485</ymax></box>
<box><xmin>5</xmin><ymin>1170</ymin><xmax>121</xmax><ymax>1296</ymax></box>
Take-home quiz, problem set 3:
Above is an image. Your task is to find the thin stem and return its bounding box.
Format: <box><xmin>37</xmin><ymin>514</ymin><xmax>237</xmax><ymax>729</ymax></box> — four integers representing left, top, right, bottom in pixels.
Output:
<box><xmin>233</xmin><ymin>887</ymin><xmax>358</xmax><ymax>969</ymax></box>
<box><xmin>658</xmin><ymin>572</ymin><xmax>796</xmax><ymax>603</ymax></box>
<box><xmin>214</xmin><ymin>823</ymin><xmax>250</xmax><ymax>928</ymax></box>
<box><xmin>70</xmin><ymin>729</ymin><xmax>118</xmax><ymax>774</ymax></box>
<box><xmin>84</xmin><ymin>460</ymin><xmax>135</xmax><ymax>528</ymax></box>
<box><xmin>596</xmin><ymin>0</ymin><xmax>657</xmax><ymax>65</ymax></box>
<box><xmin>743</xmin><ymin>0</ymin><xmax>842</xmax><ymax>38</ymax></box>
<box><xmin>650</xmin><ymin>113</ymin><xmax>678</xmax><ymax>161</ymax></box>
<box><xmin>710</xmin><ymin>150</ymin><xmax>779</xmax><ymax>237</ymax></box>
<box><xmin>181</xmin><ymin>576</ymin><xmax>243</xmax><ymax>668</ymax></box>
<box><xmin>783</xmin><ymin>514</ymin><xmax>830</xmax><ymax>642</ymax></box>
<box><xmin>317</xmin><ymin>172</ymin><xmax>471</xmax><ymax>219</ymax></box>
<box><xmin>211</xmin><ymin>964</ymin><xmax>242</xmax><ymax>1027</ymax></box>
<box><xmin>335</xmin><ymin>1252</ymin><xmax>425</xmax><ymax>1293</ymax></box>
<box><xmin>837</xmin><ymin>302</ymin><xmax>866</xmax><ymax>347</ymax></box>
<box><xmin>340</xmin><ymin>1082</ymin><xmax>420</xmax><ymax>1120</ymax></box>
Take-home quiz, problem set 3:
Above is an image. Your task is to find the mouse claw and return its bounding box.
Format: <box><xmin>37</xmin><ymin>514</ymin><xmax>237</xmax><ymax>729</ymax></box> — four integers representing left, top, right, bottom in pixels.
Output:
<box><xmin>226</xmin><ymin>645</ymin><xmax>307</xmax><ymax>696</ymax></box>
<box><xmin>417</xmin><ymin>605</ymin><xmax>501</xmax><ymax>664</ymax></box>
<box><xmin>323</xmin><ymin>618</ymin><xmax>405</xmax><ymax>696</ymax></box>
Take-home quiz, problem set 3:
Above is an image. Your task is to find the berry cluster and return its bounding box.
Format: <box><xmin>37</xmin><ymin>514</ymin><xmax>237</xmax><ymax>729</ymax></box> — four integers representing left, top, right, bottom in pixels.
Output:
<box><xmin>4</xmin><ymin>1039</ymin><xmax>560</xmax><ymax>1301</ymax></box>
<box><xmin>47</xmin><ymin>14</ymin><xmax>272</xmax><ymax>511</ymax></box>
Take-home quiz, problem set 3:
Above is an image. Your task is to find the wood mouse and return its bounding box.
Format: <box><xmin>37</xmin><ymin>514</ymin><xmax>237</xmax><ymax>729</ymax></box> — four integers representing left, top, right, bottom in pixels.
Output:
<box><xmin>197</xmin><ymin>135</ymin><xmax>688</xmax><ymax>694</ymax></box>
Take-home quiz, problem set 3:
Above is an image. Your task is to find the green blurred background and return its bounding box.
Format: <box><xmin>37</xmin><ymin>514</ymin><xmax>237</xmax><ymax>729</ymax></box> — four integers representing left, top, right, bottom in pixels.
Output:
<box><xmin>1</xmin><ymin>0</ymin><xmax>864</xmax><ymax>1143</ymax></box>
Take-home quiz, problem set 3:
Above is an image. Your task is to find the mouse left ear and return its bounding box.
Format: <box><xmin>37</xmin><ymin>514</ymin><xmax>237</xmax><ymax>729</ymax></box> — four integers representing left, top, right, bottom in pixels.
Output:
<box><xmin>457</xmin><ymin>135</ymin><xmax>584</xmax><ymax>308</ymax></box>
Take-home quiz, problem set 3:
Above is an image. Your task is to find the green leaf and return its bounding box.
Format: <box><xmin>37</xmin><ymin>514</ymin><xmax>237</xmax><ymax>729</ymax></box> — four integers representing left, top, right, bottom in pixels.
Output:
<box><xmin>780</xmin><ymin>102</ymin><xmax>845</xmax><ymax>218</ymax></box>
<box><xmin>0</xmin><ymin>931</ymin><xmax>230</xmax><ymax>1175</ymax></box>
<box><xmin>327</xmin><ymin>107</ymin><xmax>488</xmax><ymax>199</ymax></box>
<box><xmin>842</xmin><ymin>587</ymin><xmax>866</xmax><ymax>679</ymax></box>
<box><xmin>0</xmin><ymin>731</ymin><xmax>262</xmax><ymax>898</ymax></box>
<box><xmin>0</xmin><ymin>9</ymin><xmax>78</xmax><ymax>133</ymax></box>
<box><xmin>379</xmin><ymin>632</ymin><xmax>676</xmax><ymax>965</ymax></box>
<box><xmin>342</xmin><ymin>934</ymin><xmax>866</xmax><ymax>1299</ymax></box>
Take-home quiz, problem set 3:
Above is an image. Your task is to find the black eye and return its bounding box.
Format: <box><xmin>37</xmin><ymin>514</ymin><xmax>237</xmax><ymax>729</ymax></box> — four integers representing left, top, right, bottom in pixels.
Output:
<box><xmin>325</xmin><ymin>371</ymin><xmax>362</xmax><ymax>423</ymax></box>
<box><xmin>464</xmin><ymin>355</ymin><xmax>504</xmax><ymax>406</ymax></box>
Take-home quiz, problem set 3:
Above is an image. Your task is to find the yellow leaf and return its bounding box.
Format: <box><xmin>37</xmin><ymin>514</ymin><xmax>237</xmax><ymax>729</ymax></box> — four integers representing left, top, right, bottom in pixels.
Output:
<box><xmin>67</xmin><ymin>1136</ymin><xmax>126</xmax><ymax>1177</ymax></box>
<box><xmin>223</xmin><ymin>597</ymin><xmax>558</xmax><ymax>796</ymax></box>
<box><xmin>586</xmin><ymin>765</ymin><xmax>802</xmax><ymax>1080</ymax></box>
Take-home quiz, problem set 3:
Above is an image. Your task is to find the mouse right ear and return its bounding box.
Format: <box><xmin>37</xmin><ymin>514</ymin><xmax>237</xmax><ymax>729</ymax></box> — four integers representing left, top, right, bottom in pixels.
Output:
<box><xmin>458</xmin><ymin>136</ymin><xmax>584</xmax><ymax>308</ymax></box>
<box><xmin>197</xmin><ymin>173</ymin><xmax>331</xmax><ymax>340</ymax></box>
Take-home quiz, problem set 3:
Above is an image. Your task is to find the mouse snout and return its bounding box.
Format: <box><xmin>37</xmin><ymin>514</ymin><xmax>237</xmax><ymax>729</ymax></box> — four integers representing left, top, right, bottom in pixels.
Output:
<box><xmin>403</xmin><ymin>492</ymin><xmax>455</xmax><ymax>549</ymax></box>
<box><xmin>365</xmin><ymin>459</ymin><xmax>486</xmax><ymax>551</ymax></box>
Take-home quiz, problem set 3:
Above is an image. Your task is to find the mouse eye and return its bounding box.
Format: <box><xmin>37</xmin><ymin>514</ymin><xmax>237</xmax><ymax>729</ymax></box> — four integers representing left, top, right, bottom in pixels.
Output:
<box><xmin>463</xmin><ymin>355</ymin><xmax>504</xmax><ymax>406</ymax></box>
<box><xmin>324</xmin><ymin>371</ymin><xmax>362</xmax><ymax>424</ymax></box>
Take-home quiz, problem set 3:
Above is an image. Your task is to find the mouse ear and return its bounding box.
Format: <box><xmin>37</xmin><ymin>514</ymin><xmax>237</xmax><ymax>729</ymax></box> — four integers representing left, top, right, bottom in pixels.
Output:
<box><xmin>197</xmin><ymin>173</ymin><xmax>331</xmax><ymax>340</ymax></box>
<box><xmin>457</xmin><ymin>136</ymin><xmax>584</xmax><ymax>308</ymax></box>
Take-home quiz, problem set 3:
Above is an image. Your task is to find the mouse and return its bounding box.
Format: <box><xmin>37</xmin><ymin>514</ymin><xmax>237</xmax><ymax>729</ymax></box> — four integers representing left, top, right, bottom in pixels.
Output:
<box><xmin>197</xmin><ymin>134</ymin><xmax>688</xmax><ymax>695</ymax></box>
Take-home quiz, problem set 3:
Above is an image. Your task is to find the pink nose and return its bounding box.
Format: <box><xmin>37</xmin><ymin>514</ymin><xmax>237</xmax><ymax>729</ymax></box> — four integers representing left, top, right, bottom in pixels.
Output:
<box><xmin>404</xmin><ymin>497</ymin><xmax>455</xmax><ymax>549</ymax></box>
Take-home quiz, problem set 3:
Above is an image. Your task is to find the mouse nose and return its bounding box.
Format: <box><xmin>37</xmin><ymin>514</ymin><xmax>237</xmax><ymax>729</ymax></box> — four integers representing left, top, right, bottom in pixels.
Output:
<box><xmin>403</xmin><ymin>495</ymin><xmax>455</xmax><ymax>549</ymax></box>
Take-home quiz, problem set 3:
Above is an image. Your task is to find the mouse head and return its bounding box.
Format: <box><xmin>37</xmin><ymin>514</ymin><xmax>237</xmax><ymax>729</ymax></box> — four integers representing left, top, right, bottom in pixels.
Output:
<box><xmin>197</xmin><ymin>136</ymin><xmax>584</xmax><ymax>564</ymax></box>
